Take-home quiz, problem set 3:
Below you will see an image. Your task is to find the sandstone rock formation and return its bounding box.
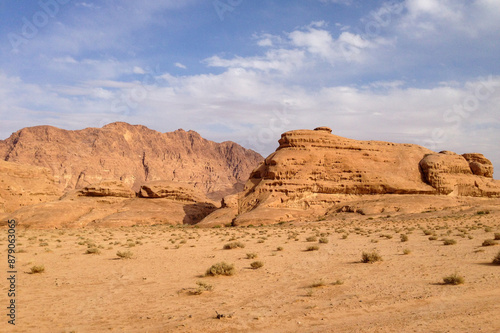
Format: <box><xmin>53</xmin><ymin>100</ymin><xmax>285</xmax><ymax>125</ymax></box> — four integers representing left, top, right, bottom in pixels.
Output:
<box><xmin>200</xmin><ymin>127</ymin><xmax>500</xmax><ymax>226</ymax></box>
<box><xmin>0</xmin><ymin>160</ymin><xmax>62</xmax><ymax>213</ymax></box>
<box><xmin>138</xmin><ymin>180</ymin><xmax>204</xmax><ymax>202</ymax></box>
<box><xmin>419</xmin><ymin>152</ymin><xmax>499</xmax><ymax>196</ymax></box>
<box><xmin>1</xmin><ymin>180</ymin><xmax>217</xmax><ymax>228</ymax></box>
<box><xmin>0</xmin><ymin>122</ymin><xmax>263</xmax><ymax>199</ymax></box>
<box><xmin>78</xmin><ymin>180</ymin><xmax>136</xmax><ymax>198</ymax></box>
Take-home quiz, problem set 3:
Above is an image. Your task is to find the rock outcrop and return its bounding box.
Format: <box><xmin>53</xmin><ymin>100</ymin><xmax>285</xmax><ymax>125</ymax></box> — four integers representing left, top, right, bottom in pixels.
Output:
<box><xmin>1</xmin><ymin>180</ymin><xmax>217</xmax><ymax>228</ymax></box>
<box><xmin>138</xmin><ymin>180</ymin><xmax>204</xmax><ymax>202</ymax></box>
<box><xmin>0</xmin><ymin>122</ymin><xmax>263</xmax><ymax>199</ymax></box>
<box><xmin>0</xmin><ymin>160</ymin><xmax>62</xmax><ymax>213</ymax></box>
<box><xmin>78</xmin><ymin>180</ymin><xmax>136</xmax><ymax>198</ymax></box>
<box><xmin>419</xmin><ymin>152</ymin><xmax>499</xmax><ymax>196</ymax></box>
<box><xmin>199</xmin><ymin>127</ymin><xmax>500</xmax><ymax>226</ymax></box>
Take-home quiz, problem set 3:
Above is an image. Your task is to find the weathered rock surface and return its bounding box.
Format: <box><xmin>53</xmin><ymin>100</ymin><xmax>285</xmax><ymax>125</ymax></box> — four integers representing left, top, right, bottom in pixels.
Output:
<box><xmin>200</xmin><ymin>127</ymin><xmax>500</xmax><ymax>226</ymax></box>
<box><xmin>462</xmin><ymin>153</ymin><xmax>494</xmax><ymax>178</ymax></box>
<box><xmin>138</xmin><ymin>180</ymin><xmax>205</xmax><ymax>202</ymax></box>
<box><xmin>0</xmin><ymin>122</ymin><xmax>263</xmax><ymax>199</ymax></box>
<box><xmin>1</xmin><ymin>180</ymin><xmax>217</xmax><ymax>228</ymax></box>
<box><xmin>78</xmin><ymin>180</ymin><xmax>136</xmax><ymax>198</ymax></box>
<box><xmin>0</xmin><ymin>160</ymin><xmax>62</xmax><ymax>213</ymax></box>
<box><xmin>420</xmin><ymin>152</ymin><xmax>499</xmax><ymax>196</ymax></box>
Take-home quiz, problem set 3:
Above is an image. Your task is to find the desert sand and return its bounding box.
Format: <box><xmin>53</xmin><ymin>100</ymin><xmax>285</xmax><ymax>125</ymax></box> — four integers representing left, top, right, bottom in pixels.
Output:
<box><xmin>2</xmin><ymin>207</ymin><xmax>500</xmax><ymax>333</ymax></box>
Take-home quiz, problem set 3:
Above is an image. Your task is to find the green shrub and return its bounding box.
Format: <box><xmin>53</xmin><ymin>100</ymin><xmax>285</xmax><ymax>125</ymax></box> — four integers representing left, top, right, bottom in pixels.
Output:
<box><xmin>250</xmin><ymin>261</ymin><xmax>264</xmax><ymax>269</ymax></box>
<box><xmin>443</xmin><ymin>238</ymin><xmax>457</xmax><ymax>246</ymax></box>
<box><xmin>482</xmin><ymin>239</ymin><xmax>498</xmax><ymax>247</ymax></box>
<box><xmin>361</xmin><ymin>251</ymin><xmax>382</xmax><ymax>263</ymax></box>
<box><xmin>205</xmin><ymin>262</ymin><xmax>235</xmax><ymax>276</ymax></box>
<box><xmin>190</xmin><ymin>281</ymin><xmax>213</xmax><ymax>295</ymax></box>
<box><xmin>246</xmin><ymin>252</ymin><xmax>257</xmax><ymax>259</ymax></box>
<box><xmin>223</xmin><ymin>241</ymin><xmax>245</xmax><ymax>249</ymax></box>
<box><xmin>30</xmin><ymin>265</ymin><xmax>45</xmax><ymax>274</ymax></box>
<box><xmin>443</xmin><ymin>273</ymin><xmax>464</xmax><ymax>285</ymax></box>
<box><xmin>492</xmin><ymin>251</ymin><xmax>500</xmax><ymax>265</ymax></box>
<box><xmin>116</xmin><ymin>250</ymin><xmax>133</xmax><ymax>259</ymax></box>
<box><xmin>86</xmin><ymin>247</ymin><xmax>101</xmax><ymax>255</ymax></box>
<box><xmin>310</xmin><ymin>279</ymin><xmax>326</xmax><ymax>288</ymax></box>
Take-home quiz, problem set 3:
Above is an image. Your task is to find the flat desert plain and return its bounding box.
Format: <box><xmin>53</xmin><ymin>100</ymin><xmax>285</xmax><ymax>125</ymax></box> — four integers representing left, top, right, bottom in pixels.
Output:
<box><xmin>2</xmin><ymin>208</ymin><xmax>500</xmax><ymax>332</ymax></box>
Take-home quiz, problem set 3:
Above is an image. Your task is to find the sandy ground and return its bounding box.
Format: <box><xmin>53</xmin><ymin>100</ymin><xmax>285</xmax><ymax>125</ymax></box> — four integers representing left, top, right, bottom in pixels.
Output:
<box><xmin>1</xmin><ymin>208</ymin><xmax>500</xmax><ymax>333</ymax></box>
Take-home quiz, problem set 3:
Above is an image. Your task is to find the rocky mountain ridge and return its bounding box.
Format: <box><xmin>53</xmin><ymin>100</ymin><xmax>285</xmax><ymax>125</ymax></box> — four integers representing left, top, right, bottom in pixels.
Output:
<box><xmin>0</xmin><ymin>122</ymin><xmax>263</xmax><ymax>200</ymax></box>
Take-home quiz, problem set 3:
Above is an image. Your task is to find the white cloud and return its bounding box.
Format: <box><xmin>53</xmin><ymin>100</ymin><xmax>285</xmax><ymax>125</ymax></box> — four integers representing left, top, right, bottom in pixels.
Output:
<box><xmin>1</xmin><ymin>66</ymin><xmax>499</xmax><ymax>176</ymax></box>
<box><xmin>174</xmin><ymin>62</ymin><xmax>187</xmax><ymax>69</ymax></box>
<box><xmin>133</xmin><ymin>66</ymin><xmax>146</xmax><ymax>74</ymax></box>
<box><xmin>204</xmin><ymin>49</ymin><xmax>306</xmax><ymax>74</ymax></box>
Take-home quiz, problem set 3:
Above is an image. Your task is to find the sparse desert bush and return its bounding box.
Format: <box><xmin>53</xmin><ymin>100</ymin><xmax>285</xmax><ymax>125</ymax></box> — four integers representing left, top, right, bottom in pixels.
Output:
<box><xmin>116</xmin><ymin>250</ymin><xmax>133</xmax><ymax>259</ymax></box>
<box><xmin>318</xmin><ymin>237</ymin><xmax>329</xmax><ymax>244</ymax></box>
<box><xmin>423</xmin><ymin>229</ymin><xmax>433</xmax><ymax>236</ymax></box>
<box><xmin>205</xmin><ymin>262</ymin><xmax>235</xmax><ymax>276</ymax></box>
<box><xmin>332</xmin><ymin>279</ymin><xmax>344</xmax><ymax>285</ymax></box>
<box><xmin>306</xmin><ymin>245</ymin><xmax>319</xmax><ymax>251</ymax></box>
<box><xmin>443</xmin><ymin>238</ymin><xmax>457</xmax><ymax>245</ymax></box>
<box><xmin>443</xmin><ymin>273</ymin><xmax>464</xmax><ymax>285</ymax></box>
<box><xmin>494</xmin><ymin>233</ymin><xmax>500</xmax><ymax>240</ymax></box>
<box><xmin>250</xmin><ymin>261</ymin><xmax>264</xmax><ymax>269</ymax></box>
<box><xmin>403</xmin><ymin>248</ymin><xmax>412</xmax><ymax>255</ymax></box>
<box><xmin>428</xmin><ymin>235</ymin><xmax>438</xmax><ymax>241</ymax></box>
<box><xmin>306</xmin><ymin>236</ymin><xmax>317</xmax><ymax>242</ymax></box>
<box><xmin>482</xmin><ymin>239</ymin><xmax>498</xmax><ymax>247</ymax></box>
<box><xmin>86</xmin><ymin>247</ymin><xmax>101</xmax><ymax>255</ymax></box>
<box><xmin>492</xmin><ymin>251</ymin><xmax>500</xmax><ymax>265</ymax></box>
<box><xmin>310</xmin><ymin>279</ymin><xmax>326</xmax><ymax>288</ymax></box>
<box><xmin>190</xmin><ymin>281</ymin><xmax>213</xmax><ymax>295</ymax></box>
<box><xmin>477</xmin><ymin>210</ymin><xmax>490</xmax><ymax>215</ymax></box>
<box><xmin>30</xmin><ymin>265</ymin><xmax>45</xmax><ymax>274</ymax></box>
<box><xmin>276</xmin><ymin>246</ymin><xmax>284</xmax><ymax>251</ymax></box>
<box><xmin>223</xmin><ymin>241</ymin><xmax>245</xmax><ymax>249</ymax></box>
<box><xmin>400</xmin><ymin>234</ymin><xmax>409</xmax><ymax>242</ymax></box>
<box><xmin>246</xmin><ymin>253</ymin><xmax>257</xmax><ymax>259</ymax></box>
<box><xmin>361</xmin><ymin>251</ymin><xmax>382</xmax><ymax>263</ymax></box>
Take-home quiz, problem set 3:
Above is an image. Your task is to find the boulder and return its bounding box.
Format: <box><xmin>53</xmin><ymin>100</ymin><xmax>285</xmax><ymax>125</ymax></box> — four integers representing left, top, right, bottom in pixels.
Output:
<box><xmin>462</xmin><ymin>153</ymin><xmax>494</xmax><ymax>178</ymax></box>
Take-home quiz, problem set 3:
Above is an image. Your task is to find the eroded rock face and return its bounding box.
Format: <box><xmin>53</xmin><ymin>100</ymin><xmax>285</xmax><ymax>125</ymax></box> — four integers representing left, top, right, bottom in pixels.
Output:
<box><xmin>138</xmin><ymin>180</ymin><xmax>207</xmax><ymax>202</ymax></box>
<box><xmin>200</xmin><ymin>127</ymin><xmax>500</xmax><ymax>226</ymax></box>
<box><xmin>419</xmin><ymin>153</ymin><xmax>473</xmax><ymax>195</ymax></box>
<box><xmin>462</xmin><ymin>153</ymin><xmax>494</xmax><ymax>178</ymax></box>
<box><xmin>419</xmin><ymin>152</ymin><xmax>499</xmax><ymax>196</ymax></box>
<box><xmin>242</xmin><ymin>128</ymin><xmax>437</xmax><ymax>212</ymax></box>
<box><xmin>78</xmin><ymin>180</ymin><xmax>136</xmax><ymax>198</ymax></box>
<box><xmin>0</xmin><ymin>122</ymin><xmax>263</xmax><ymax>199</ymax></box>
<box><xmin>1</xmin><ymin>180</ymin><xmax>217</xmax><ymax>228</ymax></box>
<box><xmin>0</xmin><ymin>160</ymin><xmax>62</xmax><ymax>213</ymax></box>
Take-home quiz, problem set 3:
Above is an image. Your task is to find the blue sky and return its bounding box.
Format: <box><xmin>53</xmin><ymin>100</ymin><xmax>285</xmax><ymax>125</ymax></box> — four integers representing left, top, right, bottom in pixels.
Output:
<box><xmin>0</xmin><ymin>0</ymin><xmax>499</xmax><ymax>175</ymax></box>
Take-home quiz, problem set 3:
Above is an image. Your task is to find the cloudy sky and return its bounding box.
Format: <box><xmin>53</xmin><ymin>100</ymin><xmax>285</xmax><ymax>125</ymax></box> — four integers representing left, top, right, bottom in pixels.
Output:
<box><xmin>0</xmin><ymin>0</ymin><xmax>499</xmax><ymax>175</ymax></box>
